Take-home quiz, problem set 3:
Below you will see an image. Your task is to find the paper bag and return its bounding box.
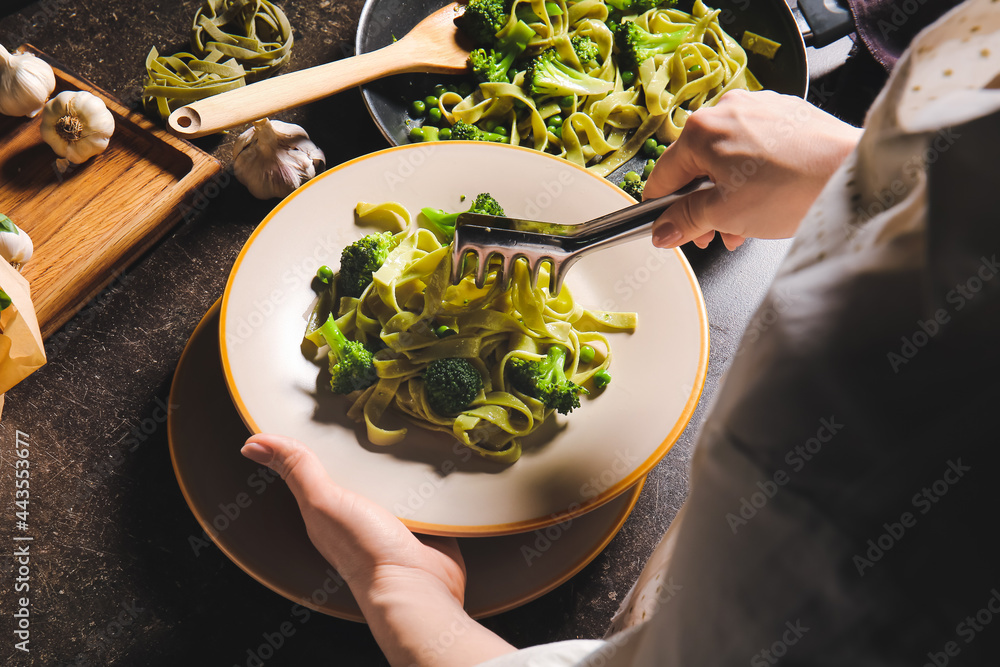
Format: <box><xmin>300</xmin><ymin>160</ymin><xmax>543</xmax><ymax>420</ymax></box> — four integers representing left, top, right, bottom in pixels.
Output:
<box><xmin>0</xmin><ymin>260</ymin><xmax>47</xmax><ymax>419</ymax></box>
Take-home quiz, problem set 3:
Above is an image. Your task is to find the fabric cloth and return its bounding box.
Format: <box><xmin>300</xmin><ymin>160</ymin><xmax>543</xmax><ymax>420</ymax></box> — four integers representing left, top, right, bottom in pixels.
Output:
<box><xmin>476</xmin><ymin>0</ymin><xmax>1000</xmax><ymax>664</ymax></box>
<box><xmin>847</xmin><ymin>0</ymin><xmax>961</xmax><ymax>70</ymax></box>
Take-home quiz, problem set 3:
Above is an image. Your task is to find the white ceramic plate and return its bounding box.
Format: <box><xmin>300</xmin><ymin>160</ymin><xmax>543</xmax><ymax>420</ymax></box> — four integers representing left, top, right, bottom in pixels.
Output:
<box><xmin>170</xmin><ymin>301</ymin><xmax>644</xmax><ymax>620</ymax></box>
<box><xmin>220</xmin><ymin>142</ymin><xmax>707</xmax><ymax>537</ymax></box>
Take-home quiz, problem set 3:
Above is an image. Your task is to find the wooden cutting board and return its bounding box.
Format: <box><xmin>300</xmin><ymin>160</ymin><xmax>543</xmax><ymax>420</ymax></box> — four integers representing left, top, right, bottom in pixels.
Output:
<box><xmin>0</xmin><ymin>46</ymin><xmax>223</xmax><ymax>339</ymax></box>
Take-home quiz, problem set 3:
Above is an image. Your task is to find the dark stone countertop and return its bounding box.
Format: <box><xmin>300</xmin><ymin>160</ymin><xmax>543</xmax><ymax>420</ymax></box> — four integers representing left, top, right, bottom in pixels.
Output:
<box><xmin>0</xmin><ymin>2</ymin><xmax>879</xmax><ymax>665</ymax></box>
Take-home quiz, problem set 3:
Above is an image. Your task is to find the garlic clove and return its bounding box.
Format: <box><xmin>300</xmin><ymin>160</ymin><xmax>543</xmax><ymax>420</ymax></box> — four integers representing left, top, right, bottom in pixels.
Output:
<box><xmin>233</xmin><ymin>118</ymin><xmax>327</xmax><ymax>200</ymax></box>
<box><xmin>0</xmin><ymin>213</ymin><xmax>34</xmax><ymax>269</ymax></box>
<box><xmin>0</xmin><ymin>44</ymin><xmax>56</xmax><ymax>118</ymax></box>
<box><xmin>39</xmin><ymin>90</ymin><xmax>115</xmax><ymax>165</ymax></box>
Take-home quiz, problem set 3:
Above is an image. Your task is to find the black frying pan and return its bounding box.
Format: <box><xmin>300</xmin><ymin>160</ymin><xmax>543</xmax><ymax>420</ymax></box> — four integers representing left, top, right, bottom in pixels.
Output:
<box><xmin>355</xmin><ymin>0</ymin><xmax>850</xmax><ymax>177</ymax></box>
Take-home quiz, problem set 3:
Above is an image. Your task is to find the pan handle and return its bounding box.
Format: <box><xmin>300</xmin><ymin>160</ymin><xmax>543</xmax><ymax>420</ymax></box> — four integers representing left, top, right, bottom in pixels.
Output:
<box><xmin>797</xmin><ymin>0</ymin><xmax>855</xmax><ymax>48</ymax></box>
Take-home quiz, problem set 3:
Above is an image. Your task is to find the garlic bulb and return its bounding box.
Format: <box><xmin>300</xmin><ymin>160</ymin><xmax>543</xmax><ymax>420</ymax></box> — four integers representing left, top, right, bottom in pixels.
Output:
<box><xmin>233</xmin><ymin>118</ymin><xmax>326</xmax><ymax>200</ymax></box>
<box><xmin>0</xmin><ymin>44</ymin><xmax>55</xmax><ymax>118</ymax></box>
<box><xmin>40</xmin><ymin>90</ymin><xmax>115</xmax><ymax>173</ymax></box>
<box><xmin>0</xmin><ymin>213</ymin><xmax>34</xmax><ymax>269</ymax></box>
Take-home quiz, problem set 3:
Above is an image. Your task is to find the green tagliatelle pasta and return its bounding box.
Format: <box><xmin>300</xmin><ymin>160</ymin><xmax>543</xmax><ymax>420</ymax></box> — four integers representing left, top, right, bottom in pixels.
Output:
<box><xmin>192</xmin><ymin>0</ymin><xmax>293</xmax><ymax>80</ymax></box>
<box><xmin>440</xmin><ymin>0</ymin><xmax>760</xmax><ymax>176</ymax></box>
<box><xmin>142</xmin><ymin>48</ymin><xmax>247</xmax><ymax>120</ymax></box>
<box><xmin>142</xmin><ymin>0</ymin><xmax>293</xmax><ymax>119</ymax></box>
<box><xmin>305</xmin><ymin>202</ymin><xmax>637</xmax><ymax>463</ymax></box>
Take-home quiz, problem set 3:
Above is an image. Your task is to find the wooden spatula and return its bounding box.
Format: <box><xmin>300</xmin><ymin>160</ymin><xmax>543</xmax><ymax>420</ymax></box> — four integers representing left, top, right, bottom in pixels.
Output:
<box><xmin>167</xmin><ymin>2</ymin><xmax>469</xmax><ymax>138</ymax></box>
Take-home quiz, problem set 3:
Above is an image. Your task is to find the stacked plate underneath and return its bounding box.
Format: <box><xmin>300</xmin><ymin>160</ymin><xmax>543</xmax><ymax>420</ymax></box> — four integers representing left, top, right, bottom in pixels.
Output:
<box><xmin>168</xmin><ymin>143</ymin><xmax>708</xmax><ymax>620</ymax></box>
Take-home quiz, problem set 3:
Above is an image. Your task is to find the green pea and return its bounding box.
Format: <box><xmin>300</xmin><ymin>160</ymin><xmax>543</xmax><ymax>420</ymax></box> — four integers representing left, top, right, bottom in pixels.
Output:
<box><xmin>624</xmin><ymin>170</ymin><xmax>641</xmax><ymax>183</ymax></box>
<box><xmin>492</xmin><ymin>125</ymin><xmax>508</xmax><ymax>137</ymax></box>
<box><xmin>425</xmin><ymin>95</ymin><xmax>439</xmax><ymax>108</ymax></box>
<box><xmin>643</xmin><ymin>159</ymin><xmax>656</xmax><ymax>179</ymax></box>
<box><xmin>410</xmin><ymin>100</ymin><xmax>426</xmax><ymax>116</ymax></box>
<box><xmin>656</xmin><ymin>144</ymin><xmax>666</xmax><ymax>157</ymax></box>
<box><xmin>593</xmin><ymin>369</ymin><xmax>611</xmax><ymax>389</ymax></box>
<box><xmin>427</xmin><ymin>107</ymin><xmax>442</xmax><ymax>124</ymax></box>
<box><xmin>559</xmin><ymin>95</ymin><xmax>575</xmax><ymax>108</ymax></box>
<box><xmin>642</xmin><ymin>137</ymin><xmax>658</xmax><ymax>157</ymax></box>
<box><xmin>546</xmin><ymin>125</ymin><xmax>558</xmax><ymax>136</ymax></box>
<box><xmin>316</xmin><ymin>265</ymin><xmax>333</xmax><ymax>284</ymax></box>
<box><xmin>579</xmin><ymin>345</ymin><xmax>596</xmax><ymax>364</ymax></box>
<box><xmin>408</xmin><ymin>126</ymin><xmax>425</xmax><ymax>142</ymax></box>
<box><xmin>433</xmin><ymin>84</ymin><xmax>448</xmax><ymax>97</ymax></box>
<box><xmin>549</xmin><ymin>114</ymin><xmax>564</xmax><ymax>127</ymax></box>
<box><xmin>482</xmin><ymin>118</ymin><xmax>499</xmax><ymax>132</ymax></box>
<box><xmin>621</xmin><ymin>70</ymin><xmax>636</xmax><ymax>87</ymax></box>
<box><xmin>438</xmin><ymin>127</ymin><xmax>452</xmax><ymax>140</ymax></box>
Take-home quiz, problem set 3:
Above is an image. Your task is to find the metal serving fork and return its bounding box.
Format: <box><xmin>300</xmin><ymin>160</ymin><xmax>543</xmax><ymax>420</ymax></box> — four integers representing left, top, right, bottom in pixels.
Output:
<box><xmin>450</xmin><ymin>177</ymin><xmax>714</xmax><ymax>294</ymax></box>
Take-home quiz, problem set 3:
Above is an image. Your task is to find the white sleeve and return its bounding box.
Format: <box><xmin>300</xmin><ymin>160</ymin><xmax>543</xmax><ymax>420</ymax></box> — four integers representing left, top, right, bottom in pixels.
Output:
<box><xmin>473</xmin><ymin>640</ymin><xmax>606</xmax><ymax>667</ymax></box>
<box><xmin>487</xmin><ymin>2</ymin><xmax>1000</xmax><ymax>665</ymax></box>
<box><xmin>595</xmin><ymin>1</ymin><xmax>1000</xmax><ymax>665</ymax></box>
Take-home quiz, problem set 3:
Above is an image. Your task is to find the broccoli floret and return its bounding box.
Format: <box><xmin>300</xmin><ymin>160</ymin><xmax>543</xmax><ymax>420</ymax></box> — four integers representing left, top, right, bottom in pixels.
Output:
<box><xmin>621</xmin><ymin>177</ymin><xmax>645</xmax><ymax>200</ymax></box>
<box><xmin>571</xmin><ymin>35</ymin><xmax>600</xmax><ymax>65</ymax></box>
<box><xmin>606</xmin><ymin>0</ymin><xmax>677</xmax><ymax>13</ymax></box>
<box><xmin>507</xmin><ymin>345</ymin><xmax>588</xmax><ymax>415</ymax></box>
<box><xmin>468</xmin><ymin>20</ymin><xmax>535</xmax><ymax>83</ymax></box>
<box><xmin>469</xmin><ymin>192</ymin><xmax>506</xmax><ymax>217</ymax></box>
<box><xmin>423</xmin><ymin>357</ymin><xmax>484</xmax><ymax>415</ymax></box>
<box><xmin>338</xmin><ymin>232</ymin><xmax>398</xmax><ymax>298</ymax></box>
<box><xmin>525</xmin><ymin>48</ymin><xmax>614</xmax><ymax>98</ymax></box>
<box><xmin>620</xmin><ymin>170</ymin><xmax>644</xmax><ymax>200</ymax></box>
<box><xmin>455</xmin><ymin>0</ymin><xmax>511</xmax><ymax>46</ymax></box>
<box><xmin>614</xmin><ymin>21</ymin><xmax>690</xmax><ymax>70</ymax></box>
<box><xmin>306</xmin><ymin>314</ymin><xmax>377</xmax><ymax>394</ymax></box>
<box><xmin>449</xmin><ymin>119</ymin><xmax>509</xmax><ymax>143</ymax></box>
<box><xmin>469</xmin><ymin>48</ymin><xmax>509</xmax><ymax>83</ymax></box>
<box><xmin>421</xmin><ymin>193</ymin><xmax>506</xmax><ymax>241</ymax></box>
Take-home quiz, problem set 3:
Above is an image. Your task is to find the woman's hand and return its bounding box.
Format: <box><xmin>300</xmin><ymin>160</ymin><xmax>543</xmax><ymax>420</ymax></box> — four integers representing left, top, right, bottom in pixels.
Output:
<box><xmin>646</xmin><ymin>89</ymin><xmax>863</xmax><ymax>250</ymax></box>
<box><xmin>241</xmin><ymin>434</ymin><xmax>515</xmax><ymax>666</ymax></box>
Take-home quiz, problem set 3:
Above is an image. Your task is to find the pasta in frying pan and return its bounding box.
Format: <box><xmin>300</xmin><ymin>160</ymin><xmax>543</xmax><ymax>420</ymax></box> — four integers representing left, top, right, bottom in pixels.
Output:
<box><xmin>435</xmin><ymin>0</ymin><xmax>761</xmax><ymax>176</ymax></box>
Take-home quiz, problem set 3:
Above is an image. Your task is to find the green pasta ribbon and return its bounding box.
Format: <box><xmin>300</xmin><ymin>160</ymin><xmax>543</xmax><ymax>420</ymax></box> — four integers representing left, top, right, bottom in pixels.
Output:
<box><xmin>142</xmin><ymin>48</ymin><xmax>247</xmax><ymax>120</ymax></box>
<box><xmin>192</xmin><ymin>0</ymin><xmax>293</xmax><ymax>81</ymax></box>
<box><xmin>741</xmin><ymin>31</ymin><xmax>782</xmax><ymax>59</ymax></box>
<box><xmin>142</xmin><ymin>0</ymin><xmax>293</xmax><ymax>121</ymax></box>
<box><xmin>309</xmin><ymin>202</ymin><xmax>638</xmax><ymax>462</ymax></box>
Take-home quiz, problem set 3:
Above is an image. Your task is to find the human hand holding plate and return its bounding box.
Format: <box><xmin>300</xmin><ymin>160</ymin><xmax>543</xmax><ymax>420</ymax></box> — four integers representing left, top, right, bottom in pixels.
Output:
<box><xmin>240</xmin><ymin>433</ymin><xmax>518</xmax><ymax>666</ymax></box>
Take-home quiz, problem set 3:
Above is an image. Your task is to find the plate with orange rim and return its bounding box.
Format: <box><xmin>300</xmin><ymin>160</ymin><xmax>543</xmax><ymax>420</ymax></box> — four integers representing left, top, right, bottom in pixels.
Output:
<box><xmin>219</xmin><ymin>141</ymin><xmax>708</xmax><ymax>537</ymax></box>
<box><xmin>168</xmin><ymin>300</ymin><xmax>646</xmax><ymax>620</ymax></box>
